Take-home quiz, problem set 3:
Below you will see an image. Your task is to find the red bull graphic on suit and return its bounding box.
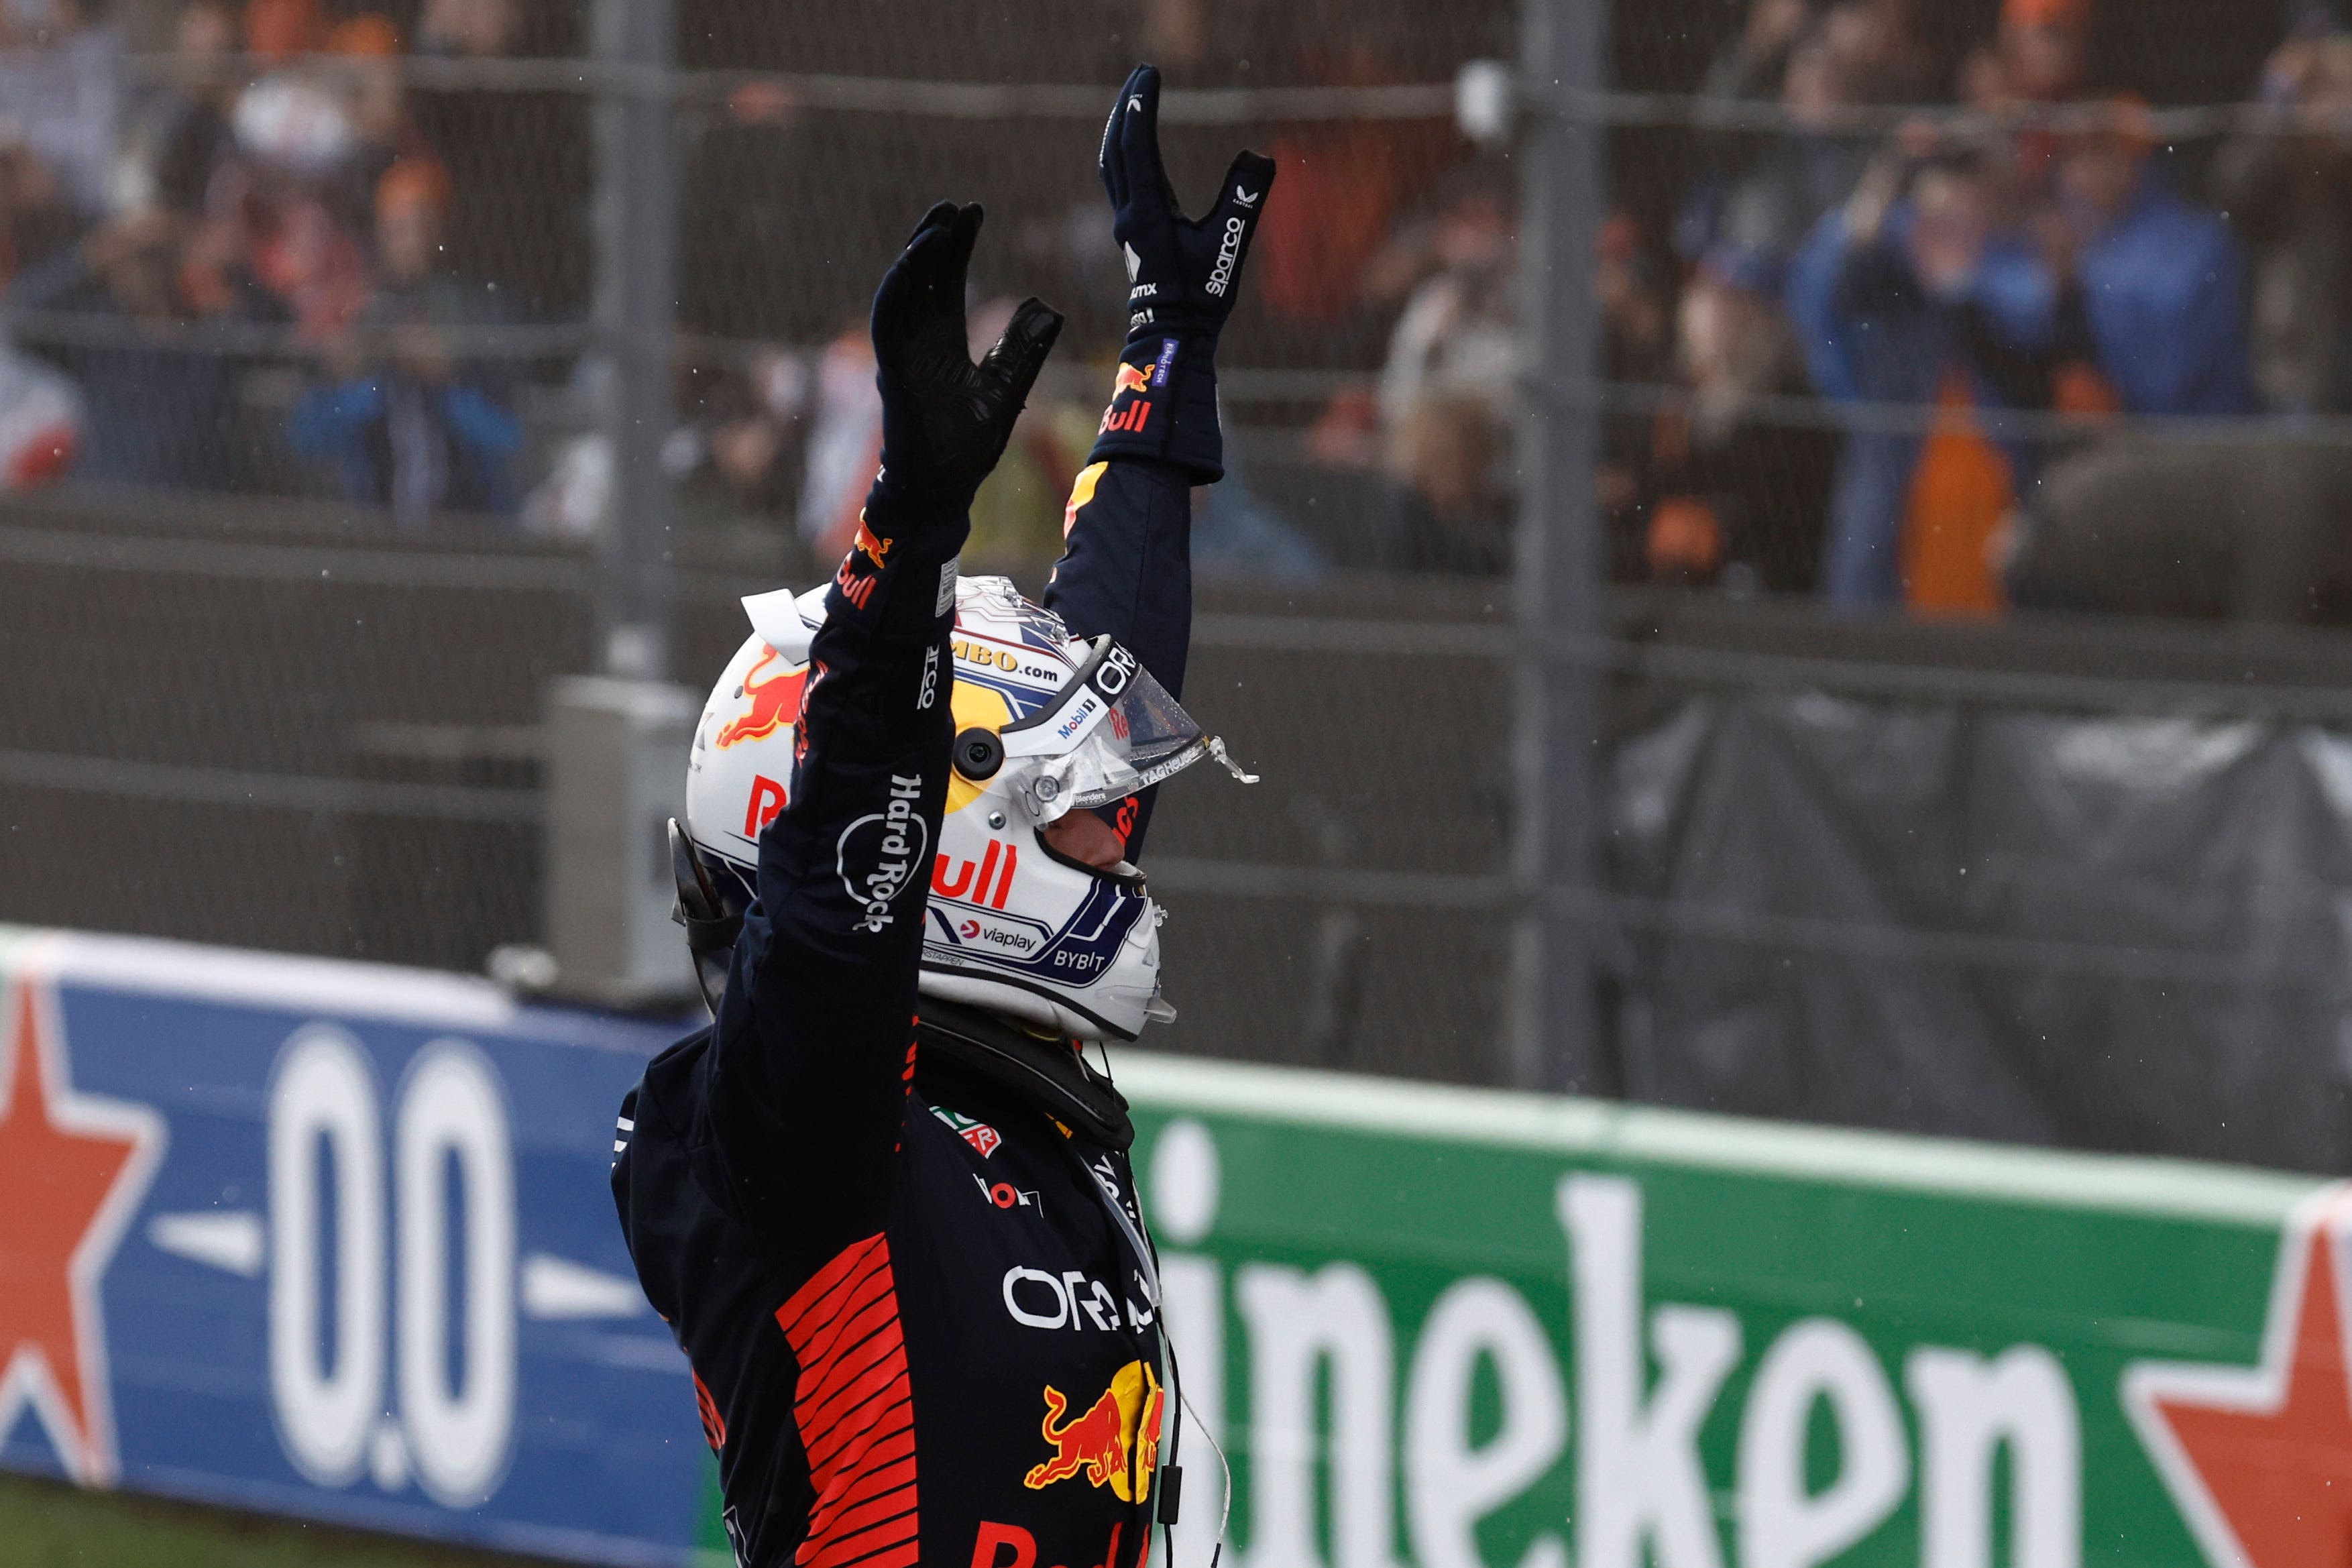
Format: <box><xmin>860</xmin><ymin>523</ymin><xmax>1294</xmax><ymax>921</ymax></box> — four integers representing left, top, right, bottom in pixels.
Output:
<box><xmin>832</xmin><ymin>516</ymin><xmax>895</xmax><ymax>610</ymax></box>
<box><xmin>1022</xmin><ymin>1359</ymin><xmax>1162</xmax><ymax>1503</ymax></box>
<box><xmin>1099</xmin><ymin>351</ymin><xmax>1170</xmax><ymax>437</ymax></box>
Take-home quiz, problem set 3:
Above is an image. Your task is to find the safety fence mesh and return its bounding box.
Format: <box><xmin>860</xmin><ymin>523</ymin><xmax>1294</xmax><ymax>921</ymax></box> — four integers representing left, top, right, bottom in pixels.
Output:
<box><xmin>8</xmin><ymin>0</ymin><xmax>2352</xmax><ymax>1158</ymax></box>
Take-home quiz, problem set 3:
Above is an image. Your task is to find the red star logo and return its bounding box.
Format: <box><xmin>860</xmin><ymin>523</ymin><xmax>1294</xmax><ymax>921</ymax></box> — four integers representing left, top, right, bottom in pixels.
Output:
<box><xmin>2126</xmin><ymin>1186</ymin><xmax>2352</xmax><ymax>1567</ymax></box>
<box><xmin>0</xmin><ymin>976</ymin><xmax>164</xmax><ymax>1483</ymax></box>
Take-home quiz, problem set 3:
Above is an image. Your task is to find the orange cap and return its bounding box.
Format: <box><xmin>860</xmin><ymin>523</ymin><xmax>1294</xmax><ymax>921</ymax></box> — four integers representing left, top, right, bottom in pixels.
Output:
<box><xmin>2003</xmin><ymin>0</ymin><xmax>2091</xmax><ymax>30</ymax></box>
<box><xmin>1647</xmin><ymin>498</ymin><xmax>1724</xmax><ymax>579</ymax></box>
<box><xmin>376</xmin><ymin>156</ymin><xmax>453</xmax><ymax>219</ymax></box>
<box><xmin>328</xmin><ymin>14</ymin><xmax>401</xmax><ymax>57</ymax></box>
<box><xmin>2072</xmin><ymin>94</ymin><xmax>2159</xmax><ymax>153</ymax></box>
<box><xmin>244</xmin><ymin>0</ymin><xmax>320</xmax><ymax>60</ymax></box>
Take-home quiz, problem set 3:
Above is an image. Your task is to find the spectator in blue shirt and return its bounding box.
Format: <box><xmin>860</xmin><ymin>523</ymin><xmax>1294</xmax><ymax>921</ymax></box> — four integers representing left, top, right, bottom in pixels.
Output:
<box><xmin>2004</xmin><ymin>107</ymin><xmax>2332</xmax><ymax>622</ymax></box>
<box><xmin>290</xmin><ymin>156</ymin><xmax>521</xmax><ymax>526</ymax></box>
<box><xmin>2047</xmin><ymin>99</ymin><xmax>2255</xmax><ymax>418</ymax></box>
<box><xmin>1787</xmin><ymin>146</ymin><xmax>2066</xmax><ymax>606</ymax></box>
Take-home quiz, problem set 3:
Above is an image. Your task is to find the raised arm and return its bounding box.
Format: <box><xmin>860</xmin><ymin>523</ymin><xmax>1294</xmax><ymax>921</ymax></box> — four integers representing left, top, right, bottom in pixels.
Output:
<box><xmin>1044</xmin><ymin>64</ymin><xmax>1274</xmax><ymax>856</ymax></box>
<box><xmin>699</xmin><ymin>205</ymin><xmax>1061</xmax><ymax>1246</ymax></box>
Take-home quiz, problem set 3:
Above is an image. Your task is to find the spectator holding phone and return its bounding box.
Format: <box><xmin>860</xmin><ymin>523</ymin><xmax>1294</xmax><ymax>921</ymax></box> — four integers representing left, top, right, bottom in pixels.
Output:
<box><xmin>1789</xmin><ymin>142</ymin><xmax>2056</xmax><ymax>608</ymax></box>
<box><xmin>289</xmin><ymin>157</ymin><xmax>520</xmax><ymax>524</ymax></box>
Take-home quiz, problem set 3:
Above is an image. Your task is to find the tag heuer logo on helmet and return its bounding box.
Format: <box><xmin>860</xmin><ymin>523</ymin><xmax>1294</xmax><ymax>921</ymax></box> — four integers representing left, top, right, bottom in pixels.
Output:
<box><xmin>838</xmin><ymin>775</ymin><xmax>929</xmax><ymax>932</ymax></box>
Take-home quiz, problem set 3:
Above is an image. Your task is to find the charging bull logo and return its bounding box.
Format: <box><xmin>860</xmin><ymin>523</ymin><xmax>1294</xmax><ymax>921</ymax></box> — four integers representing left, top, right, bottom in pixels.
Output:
<box><xmin>715</xmin><ymin>649</ymin><xmax>808</xmax><ymax>750</ymax></box>
<box><xmin>1111</xmin><ymin>362</ymin><xmax>1152</xmax><ymax>399</ymax></box>
<box><xmin>832</xmin><ymin>516</ymin><xmax>895</xmax><ymax>610</ymax></box>
<box><xmin>1022</xmin><ymin>1359</ymin><xmax>1162</xmax><ymax>1503</ymax></box>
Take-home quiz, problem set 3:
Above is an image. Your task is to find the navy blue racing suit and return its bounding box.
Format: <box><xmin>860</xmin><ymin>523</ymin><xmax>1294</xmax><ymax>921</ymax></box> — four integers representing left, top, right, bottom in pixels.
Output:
<box><xmin>612</xmin><ymin>455</ymin><xmax>1194</xmax><ymax>1568</ymax></box>
<box><xmin>1043</xmin><ymin>459</ymin><xmax>1194</xmax><ymax>856</ymax></box>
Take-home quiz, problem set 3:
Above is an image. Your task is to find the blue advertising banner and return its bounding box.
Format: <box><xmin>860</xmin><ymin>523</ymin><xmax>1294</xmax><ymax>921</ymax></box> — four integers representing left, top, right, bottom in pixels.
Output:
<box><xmin>3</xmin><ymin>923</ymin><xmax>2336</xmax><ymax>1568</ymax></box>
<box><xmin>0</xmin><ymin>926</ymin><xmax>709</xmax><ymax>1564</ymax></box>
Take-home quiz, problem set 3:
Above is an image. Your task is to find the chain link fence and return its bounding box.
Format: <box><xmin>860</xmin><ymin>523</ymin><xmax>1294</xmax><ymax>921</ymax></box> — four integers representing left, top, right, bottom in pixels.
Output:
<box><xmin>11</xmin><ymin>0</ymin><xmax>2352</xmax><ymax>1156</ymax></box>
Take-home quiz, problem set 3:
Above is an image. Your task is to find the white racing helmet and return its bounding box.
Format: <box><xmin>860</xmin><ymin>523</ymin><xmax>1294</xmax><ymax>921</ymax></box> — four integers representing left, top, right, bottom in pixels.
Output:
<box><xmin>681</xmin><ymin>574</ymin><xmax>1254</xmax><ymax>1040</ymax></box>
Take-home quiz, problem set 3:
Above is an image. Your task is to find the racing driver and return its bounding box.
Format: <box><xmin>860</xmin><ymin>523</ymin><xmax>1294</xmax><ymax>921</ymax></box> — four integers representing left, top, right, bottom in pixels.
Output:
<box><xmin>612</xmin><ymin>67</ymin><xmax>1274</xmax><ymax>1568</ymax></box>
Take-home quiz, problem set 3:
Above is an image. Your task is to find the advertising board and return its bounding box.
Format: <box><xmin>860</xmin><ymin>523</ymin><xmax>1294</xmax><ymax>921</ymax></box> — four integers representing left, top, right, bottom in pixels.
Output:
<box><xmin>0</xmin><ymin>925</ymin><xmax>2337</xmax><ymax>1567</ymax></box>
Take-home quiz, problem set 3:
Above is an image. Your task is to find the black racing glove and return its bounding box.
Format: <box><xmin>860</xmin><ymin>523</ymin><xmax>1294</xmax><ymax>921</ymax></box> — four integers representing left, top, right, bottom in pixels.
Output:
<box><xmin>870</xmin><ymin>201</ymin><xmax>1064</xmax><ymax>509</ymax></box>
<box><xmin>1089</xmin><ymin>64</ymin><xmax>1276</xmax><ymax>484</ymax></box>
<box><xmin>848</xmin><ymin>202</ymin><xmax>1062</xmax><ymax>642</ymax></box>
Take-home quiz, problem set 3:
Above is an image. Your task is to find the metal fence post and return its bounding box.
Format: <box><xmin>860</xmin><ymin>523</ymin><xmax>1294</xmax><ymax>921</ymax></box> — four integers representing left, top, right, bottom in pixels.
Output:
<box><xmin>1507</xmin><ymin>0</ymin><xmax>1607</xmax><ymax>1093</ymax></box>
<box><xmin>537</xmin><ymin>0</ymin><xmax>695</xmax><ymax>1006</ymax></box>
<box><xmin>592</xmin><ymin>0</ymin><xmax>679</xmax><ymax>680</ymax></box>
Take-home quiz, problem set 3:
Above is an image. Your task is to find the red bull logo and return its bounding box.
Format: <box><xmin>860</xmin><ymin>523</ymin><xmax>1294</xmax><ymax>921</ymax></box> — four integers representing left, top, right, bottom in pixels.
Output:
<box><xmin>742</xmin><ymin>774</ymin><xmax>788</xmax><ymax>838</ymax></box>
<box><xmin>934</xmin><ymin>841</ymin><xmax>1018</xmax><ymax>909</ymax></box>
<box><xmin>1022</xmin><ymin>1359</ymin><xmax>1162</xmax><ymax>1502</ymax></box>
<box><xmin>852</xmin><ymin>515</ymin><xmax>893</xmax><ymax>571</ymax></box>
<box><xmin>714</xmin><ymin>649</ymin><xmax>808</xmax><ymax>750</ymax></box>
<box><xmin>1099</xmin><ymin>400</ymin><xmax>1153</xmax><ymax>435</ymax></box>
<box><xmin>1112</xmin><ymin>361</ymin><xmax>1152</xmax><ymax>399</ymax></box>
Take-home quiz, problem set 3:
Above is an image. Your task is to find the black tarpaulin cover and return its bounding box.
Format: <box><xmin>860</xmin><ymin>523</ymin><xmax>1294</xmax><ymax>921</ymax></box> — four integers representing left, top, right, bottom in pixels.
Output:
<box><xmin>1610</xmin><ymin>693</ymin><xmax>2352</xmax><ymax>1172</ymax></box>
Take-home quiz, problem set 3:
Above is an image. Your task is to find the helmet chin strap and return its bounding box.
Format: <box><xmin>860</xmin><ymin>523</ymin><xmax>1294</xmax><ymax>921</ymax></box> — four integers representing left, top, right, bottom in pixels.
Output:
<box><xmin>670</xmin><ymin>820</ymin><xmax>742</xmax><ymax>1018</ymax></box>
<box><xmin>912</xmin><ymin>997</ymin><xmax>1135</xmax><ymax>1150</ymax></box>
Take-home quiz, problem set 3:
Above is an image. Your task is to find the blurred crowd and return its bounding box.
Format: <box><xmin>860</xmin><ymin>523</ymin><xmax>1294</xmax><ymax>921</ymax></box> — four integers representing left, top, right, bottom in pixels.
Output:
<box><xmin>0</xmin><ymin>0</ymin><xmax>577</xmax><ymax>524</ymax></box>
<box><xmin>814</xmin><ymin>0</ymin><xmax>2352</xmax><ymax>616</ymax></box>
<box><xmin>1576</xmin><ymin>0</ymin><xmax>2352</xmax><ymax>618</ymax></box>
<box><xmin>1226</xmin><ymin>0</ymin><xmax>2352</xmax><ymax>619</ymax></box>
<box><xmin>12</xmin><ymin>0</ymin><xmax>2352</xmax><ymax>620</ymax></box>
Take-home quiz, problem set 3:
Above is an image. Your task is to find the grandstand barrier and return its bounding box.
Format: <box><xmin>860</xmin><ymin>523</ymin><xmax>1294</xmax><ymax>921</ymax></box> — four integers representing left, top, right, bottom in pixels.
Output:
<box><xmin>24</xmin><ymin>482</ymin><xmax>2352</xmax><ymax>1165</ymax></box>
<box><xmin>0</xmin><ymin>922</ymin><xmax>2335</xmax><ymax>1566</ymax></box>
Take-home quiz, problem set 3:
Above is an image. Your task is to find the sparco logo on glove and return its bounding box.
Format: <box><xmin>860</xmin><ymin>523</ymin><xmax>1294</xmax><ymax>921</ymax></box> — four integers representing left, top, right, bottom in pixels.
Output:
<box><xmin>1206</xmin><ymin>215</ymin><xmax>1247</xmax><ymax>296</ymax></box>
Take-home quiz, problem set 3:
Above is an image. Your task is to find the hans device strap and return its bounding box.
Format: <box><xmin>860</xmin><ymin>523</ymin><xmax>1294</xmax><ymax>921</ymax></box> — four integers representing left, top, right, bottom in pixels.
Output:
<box><xmin>914</xmin><ymin>999</ymin><xmax>1135</xmax><ymax>1150</ymax></box>
<box><xmin>671</xmin><ymin>820</ymin><xmax>740</xmax><ymax>1017</ymax></box>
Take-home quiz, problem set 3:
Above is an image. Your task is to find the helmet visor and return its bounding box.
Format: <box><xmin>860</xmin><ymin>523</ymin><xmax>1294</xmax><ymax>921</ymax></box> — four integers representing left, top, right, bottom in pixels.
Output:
<box><xmin>1000</xmin><ymin>637</ymin><xmax>1219</xmax><ymax>814</ymax></box>
<box><xmin>1063</xmin><ymin>663</ymin><xmax>1211</xmax><ymax>809</ymax></box>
